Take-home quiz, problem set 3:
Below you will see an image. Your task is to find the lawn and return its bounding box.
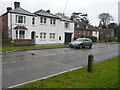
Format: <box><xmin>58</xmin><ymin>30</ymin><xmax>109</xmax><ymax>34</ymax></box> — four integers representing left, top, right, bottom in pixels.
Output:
<box><xmin>18</xmin><ymin>56</ymin><xmax>119</xmax><ymax>88</ymax></box>
<box><xmin>1</xmin><ymin>45</ymin><xmax>69</xmax><ymax>53</ymax></box>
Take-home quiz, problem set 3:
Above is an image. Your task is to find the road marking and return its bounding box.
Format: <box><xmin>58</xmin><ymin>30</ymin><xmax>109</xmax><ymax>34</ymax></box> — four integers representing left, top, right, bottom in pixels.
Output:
<box><xmin>8</xmin><ymin>66</ymin><xmax>83</xmax><ymax>89</ymax></box>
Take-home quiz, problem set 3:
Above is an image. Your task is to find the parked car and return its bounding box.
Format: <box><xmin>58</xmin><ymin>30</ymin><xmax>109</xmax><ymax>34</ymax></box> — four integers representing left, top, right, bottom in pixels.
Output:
<box><xmin>69</xmin><ymin>38</ymin><xmax>92</xmax><ymax>49</ymax></box>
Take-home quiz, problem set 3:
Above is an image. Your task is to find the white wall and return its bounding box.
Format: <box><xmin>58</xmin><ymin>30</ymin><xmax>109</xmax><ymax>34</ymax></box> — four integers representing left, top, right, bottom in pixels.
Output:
<box><xmin>8</xmin><ymin>13</ymin><xmax>74</xmax><ymax>44</ymax></box>
<box><xmin>92</xmin><ymin>31</ymin><xmax>99</xmax><ymax>40</ymax></box>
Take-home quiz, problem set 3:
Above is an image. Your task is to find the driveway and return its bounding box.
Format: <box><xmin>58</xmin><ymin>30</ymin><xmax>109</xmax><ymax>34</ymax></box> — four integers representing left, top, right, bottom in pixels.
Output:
<box><xmin>2</xmin><ymin>44</ymin><xmax>119</xmax><ymax>88</ymax></box>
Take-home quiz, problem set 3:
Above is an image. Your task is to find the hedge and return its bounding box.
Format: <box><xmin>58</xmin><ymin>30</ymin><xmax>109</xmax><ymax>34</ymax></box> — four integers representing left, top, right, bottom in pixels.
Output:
<box><xmin>85</xmin><ymin>36</ymin><xmax>97</xmax><ymax>42</ymax></box>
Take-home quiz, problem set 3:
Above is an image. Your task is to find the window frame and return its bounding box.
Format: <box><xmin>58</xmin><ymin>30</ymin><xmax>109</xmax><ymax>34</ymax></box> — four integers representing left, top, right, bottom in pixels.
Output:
<box><xmin>50</xmin><ymin>33</ymin><xmax>55</xmax><ymax>40</ymax></box>
<box><xmin>65</xmin><ymin>22</ymin><xmax>70</xmax><ymax>29</ymax></box>
<box><xmin>32</xmin><ymin>17</ymin><xmax>35</xmax><ymax>25</ymax></box>
<box><xmin>50</xmin><ymin>18</ymin><xmax>56</xmax><ymax>25</ymax></box>
<box><xmin>16</xmin><ymin>15</ymin><xmax>26</xmax><ymax>24</ymax></box>
<box><xmin>40</xmin><ymin>32</ymin><xmax>46</xmax><ymax>40</ymax></box>
<box><xmin>40</xmin><ymin>16</ymin><xmax>47</xmax><ymax>24</ymax></box>
<box><xmin>19</xmin><ymin>30</ymin><xmax>25</xmax><ymax>39</ymax></box>
<box><xmin>15</xmin><ymin>30</ymin><xmax>25</xmax><ymax>39</ymax></box>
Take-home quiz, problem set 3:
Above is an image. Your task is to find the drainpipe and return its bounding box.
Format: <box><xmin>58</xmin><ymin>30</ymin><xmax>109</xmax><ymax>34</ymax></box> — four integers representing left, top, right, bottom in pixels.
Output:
<box><xmin>10</xmin><ymin>12</ymin><xmax>12</xmax><ymax>41</ymax></box>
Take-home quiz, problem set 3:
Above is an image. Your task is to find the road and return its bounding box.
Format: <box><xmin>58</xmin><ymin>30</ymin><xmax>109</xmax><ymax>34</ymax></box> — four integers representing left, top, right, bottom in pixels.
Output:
<box><xmin>2</xmin><ymin>44</ymin><xmax>119</xmax><ymax>88</ymax></box>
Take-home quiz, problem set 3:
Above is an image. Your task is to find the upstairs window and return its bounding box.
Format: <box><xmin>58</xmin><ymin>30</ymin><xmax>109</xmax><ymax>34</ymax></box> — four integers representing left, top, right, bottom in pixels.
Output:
<box><xmin>40</xmin><ymin>17</ymin><xmax>43</xmax><ymax>23</ymax></box>
<box><xmin>32</xmin><ymin>17</ymin><xmax>35</xmax><ymax>25</ymax></box>
<box><xmin>40</xmin><ymin>16</ymin><xmax>47</xmax><ymax>24</ymax></box>
<box><xmin>44</xmin><ymin>17</ymin><xmax>47</xmax><ymax>23</ymax></box>
<box><xmin>65</xmin><ymin>22</ymin><xmax>70</xmax><ymax>29</ymax></box>
<box><xmin>18</xmin><ymin>16</ymin><xmax>23</xmax><ymax>23</ymax></box>
<box><xmin>16</xmin><ymin>15</ymin><xmax>26</xmax><ymax>24</ymax></box>
<box><xmin>53</xmin><ymin>19</ymin><xmax>56</xmax><ymax>25</ymax></box>
<box><xmin>50</xmin><ymin>19</ymin><xmax>56</xmax><ymax>25</ymax></box>
<box><xmin>50</xmin><ymin>19</ymin><xmax>52</xmax><ymax>24</ymax></box>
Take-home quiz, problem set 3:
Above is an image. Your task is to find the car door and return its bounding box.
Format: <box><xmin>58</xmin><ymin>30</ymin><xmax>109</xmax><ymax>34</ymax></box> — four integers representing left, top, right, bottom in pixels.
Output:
<box><xmin>83</xmin><ymin>39</ymin><xmax>88</xmax><ymax>46</ymax></box>
<box><xmin>84</xmin><ymin>39</ymin><xmax>89</xmax><ymax>46</ymax></box>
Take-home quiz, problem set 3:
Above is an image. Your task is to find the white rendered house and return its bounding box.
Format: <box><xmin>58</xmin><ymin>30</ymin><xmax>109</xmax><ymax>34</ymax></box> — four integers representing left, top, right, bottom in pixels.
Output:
<box><xmin>5</xmin><ymin>2</ymin><xmax>74</xmax><ymax>44</ymax></box>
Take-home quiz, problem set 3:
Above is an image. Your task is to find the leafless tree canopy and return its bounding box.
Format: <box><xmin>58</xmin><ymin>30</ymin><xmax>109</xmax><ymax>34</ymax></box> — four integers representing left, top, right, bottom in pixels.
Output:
<box><xmin>98</xmin><ymin>13</ymin><xmax>114</xmax><ymax>27</ymax></box>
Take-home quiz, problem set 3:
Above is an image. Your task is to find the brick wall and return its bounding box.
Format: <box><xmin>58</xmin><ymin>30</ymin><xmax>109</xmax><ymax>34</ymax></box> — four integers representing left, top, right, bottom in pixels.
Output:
<box><xmin>74</xmin><ymin>29</ymin><xmax>92</xmax><ymax>39</ymax></box>
<box><xmin>0</xmin><ymin>16</ymin><xmax>2</xmax><ymax>31</ymax></box>
<box><xmin>2</xmin><ymin>13</ymin><xmax>8</xmax><ymax>39</ymax></box>
<box><xmin>14</xmin><ymin>39</ymin><xmax>35</xmax><ymax>46</ymax></box>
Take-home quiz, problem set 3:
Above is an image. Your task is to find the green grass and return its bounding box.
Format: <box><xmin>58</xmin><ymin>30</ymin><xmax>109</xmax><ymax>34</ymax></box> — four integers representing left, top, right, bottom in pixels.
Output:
<box><xmin>1</xmin><ymin>45</ymin><xmax>69</xmax><ymax>53</ymax></box>
<box><xmin>19</xmin><ymin>56</ymin><xmax>119</xmax><ymax>88</ymax></box>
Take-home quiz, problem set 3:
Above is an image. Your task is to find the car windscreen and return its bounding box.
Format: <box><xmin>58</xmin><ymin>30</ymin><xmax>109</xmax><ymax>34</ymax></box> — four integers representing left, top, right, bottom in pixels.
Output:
<box><xmin>75</xmin><ymin>38</ymin><xmax>84</xmax><ymax>41</ymax></box>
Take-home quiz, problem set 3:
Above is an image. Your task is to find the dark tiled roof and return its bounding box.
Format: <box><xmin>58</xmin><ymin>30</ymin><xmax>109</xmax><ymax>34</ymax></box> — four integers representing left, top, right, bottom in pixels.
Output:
<box><xmin>56</xmin><ymin>13</ymin><xmax>73</xmax><ymax>22</ymax></box>
<box><xmin>9</xmin><ymin>8</ymin><xmax>36</xmax><ymax>16</ymax></box>
<box><xmin>74</xmin><ymin>22</ymin><xmax>98</xmax><ymax>31</ymax></box>
<box><xmin>34</xmin><ymin>10</ymin><xmax>60</xmax><ymax>19</ymax></box>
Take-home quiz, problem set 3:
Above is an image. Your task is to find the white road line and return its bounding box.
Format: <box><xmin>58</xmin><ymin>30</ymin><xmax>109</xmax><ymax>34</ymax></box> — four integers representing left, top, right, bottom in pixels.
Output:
<box><xmin>8</xmin><ymin>66</ymin><xmax>83</xmax><ymax>89</ymax></box>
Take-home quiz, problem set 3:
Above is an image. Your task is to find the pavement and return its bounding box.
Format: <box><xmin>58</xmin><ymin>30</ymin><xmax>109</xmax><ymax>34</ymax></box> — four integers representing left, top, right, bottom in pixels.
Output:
<box><xmin>2</xmin><ymin>43</ymin><xmax>119</xmax><ymax>88</ymax></box>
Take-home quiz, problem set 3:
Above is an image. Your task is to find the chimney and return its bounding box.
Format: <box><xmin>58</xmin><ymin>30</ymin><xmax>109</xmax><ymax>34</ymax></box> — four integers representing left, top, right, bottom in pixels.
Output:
<box><xmin>14</xmin><ymin>2</ymin><xmax>20</xmax><ymax>9</ymax></box>
<box><xmin>7</xmin><ymin>7</ymin><xmax>12</xmax><ymax>12</ymax></box>
<box><xmin>46</xmin><ymin>10</ymin><xmax>50</xmax><ymax>13</ymax></box>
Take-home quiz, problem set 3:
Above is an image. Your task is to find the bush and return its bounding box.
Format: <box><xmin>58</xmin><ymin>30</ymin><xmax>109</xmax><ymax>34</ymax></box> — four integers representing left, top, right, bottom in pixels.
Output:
<box><xmin>108</xmin><ymin>36</ymin><xmax>114</xmax><ymax>42</ymax></box>
<box><xmin>81</xmin><ymin>35</ymin><xmax>85</xmax><ymax>38</ymax></box>
<box><xmin>85</xmin><ymin>36</ymin><xmax>97</xmax><ymax>42</ymax></box>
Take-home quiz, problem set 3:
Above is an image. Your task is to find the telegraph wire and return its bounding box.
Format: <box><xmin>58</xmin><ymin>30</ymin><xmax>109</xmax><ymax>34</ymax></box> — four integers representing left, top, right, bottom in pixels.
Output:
<box><xmin>63</xmin><ymin>0</ymin><xmax>68</xmax><ymax>14</ymax></box>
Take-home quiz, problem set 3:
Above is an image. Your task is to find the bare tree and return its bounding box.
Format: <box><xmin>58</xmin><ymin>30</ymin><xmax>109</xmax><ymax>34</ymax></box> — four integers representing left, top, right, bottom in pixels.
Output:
<box><xmin>98</xmin><ymin>13</ymin><xmax>114</xmax><ymax>28</ymax></box>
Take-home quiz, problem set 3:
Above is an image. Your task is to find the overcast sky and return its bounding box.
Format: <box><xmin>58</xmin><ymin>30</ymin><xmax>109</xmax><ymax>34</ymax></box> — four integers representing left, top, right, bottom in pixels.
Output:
<box><xmin>0</xmin><ymin>0</ymin><xmax>119</xmax><ymax>26</ymax></box>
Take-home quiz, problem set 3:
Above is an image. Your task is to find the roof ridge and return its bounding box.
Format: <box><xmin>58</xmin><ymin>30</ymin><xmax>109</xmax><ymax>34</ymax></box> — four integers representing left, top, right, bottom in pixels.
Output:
<box><xmin>9</xmin><ymin>7</ymin><xmax>35</xmax><ymax>16</ymax></box>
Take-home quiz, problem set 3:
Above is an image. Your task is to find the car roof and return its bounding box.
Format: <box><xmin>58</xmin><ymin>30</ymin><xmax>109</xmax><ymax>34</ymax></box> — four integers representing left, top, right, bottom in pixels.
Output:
<box><xmin>77</xmin><ymin>38</ymin><xmax>90</xmax><ymax>39</ymax></box>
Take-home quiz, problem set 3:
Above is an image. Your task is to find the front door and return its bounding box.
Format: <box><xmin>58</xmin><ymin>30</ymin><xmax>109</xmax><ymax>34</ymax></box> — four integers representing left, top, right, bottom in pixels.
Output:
<box><xmin>31</xmin><ymin>31</ymin><xmax>35</xmax><ymax>40</ymax></box>
<box><xmin>65</xmin><ymin>33</ymin><xmax>72</xmax><ymax>44</ymax></box>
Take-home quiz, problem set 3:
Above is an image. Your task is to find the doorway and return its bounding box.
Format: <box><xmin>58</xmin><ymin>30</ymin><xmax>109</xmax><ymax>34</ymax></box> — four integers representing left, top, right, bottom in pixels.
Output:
<box><xmin>31</xmin><ymin>31</ymin><xmax>36</xmax><ymax>40</ymax></box>
<box><xmin>65</xmin><ymin>33</ymin><xmax>72</xmax><ymax>44</ymax></box>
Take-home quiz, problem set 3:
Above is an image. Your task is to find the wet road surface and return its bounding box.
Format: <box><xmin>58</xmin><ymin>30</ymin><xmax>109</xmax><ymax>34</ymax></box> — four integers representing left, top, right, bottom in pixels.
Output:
<box><xmin>2</xmin><ymin>44</ymin><xmax>119</xmax><ymax>88</ymax></box>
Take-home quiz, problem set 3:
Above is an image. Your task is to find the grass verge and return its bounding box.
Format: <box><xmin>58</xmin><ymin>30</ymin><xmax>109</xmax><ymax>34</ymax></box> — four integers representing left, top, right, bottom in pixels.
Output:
<box><xmin>1</xmin><ymin>45</ymin><xmax>69</xmax><ymax>53</ymax></box>
<box><xmin>18</xmin><ymin>56</ymin><xmax>119</xmax><ymax>88</ymax></box>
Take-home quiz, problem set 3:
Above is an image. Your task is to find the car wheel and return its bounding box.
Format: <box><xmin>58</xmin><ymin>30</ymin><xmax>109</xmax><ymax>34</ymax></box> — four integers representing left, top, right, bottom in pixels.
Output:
<box><xmin>79</xmin><ymin>45</ymin><xmax>82</xmax><ymax>49</ymax></box>
<box><xmin>89</xmin><ymin>45</ymin><xmax>92</xmax><ymax>49</ymax></box>
<box><xmin>70</xmin><ymin>45</ymin><xmax>74</xmax><ymax>48</ymax></box>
